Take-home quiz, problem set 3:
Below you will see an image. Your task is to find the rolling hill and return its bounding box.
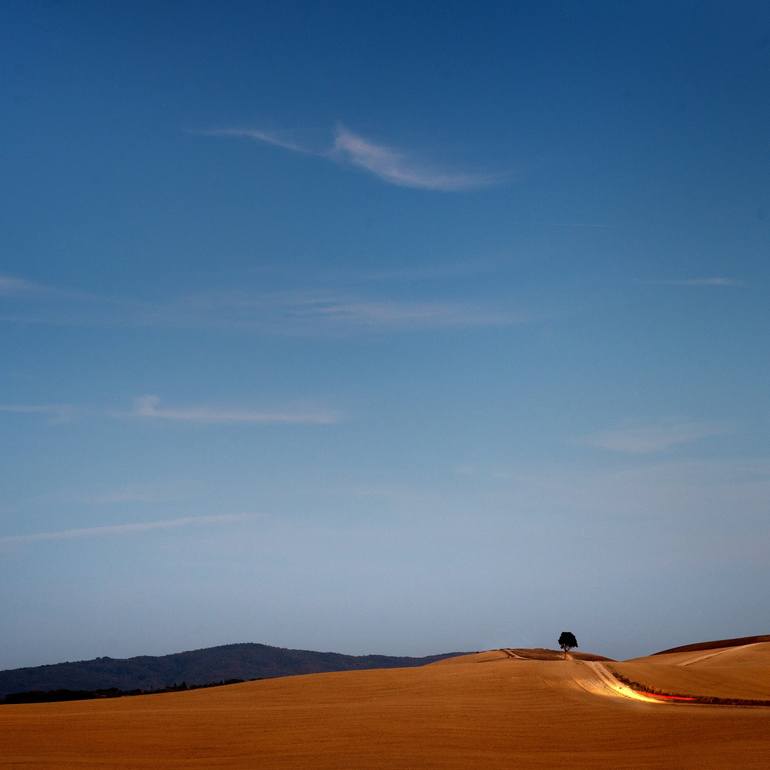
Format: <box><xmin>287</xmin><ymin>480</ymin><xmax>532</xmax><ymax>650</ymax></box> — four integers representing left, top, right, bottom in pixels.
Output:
<box><xmin>653</xmin><ymin>633</ymin><xmax>770</xmax><ymax>655</ymax></box>
<box><xmin>2</xmin><ymin>642</ymin><xmax>770</xmax><ymax>768</ymax></box>
<box><xmin>0</xmin><ymin>642</ymin><xmax>462</xmax><ymax>699</ymax></box>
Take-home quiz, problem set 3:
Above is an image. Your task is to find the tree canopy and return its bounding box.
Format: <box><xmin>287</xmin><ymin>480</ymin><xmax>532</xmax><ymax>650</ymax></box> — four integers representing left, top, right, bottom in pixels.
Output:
<box><xmin>558</xmin><ymin>631</ymin><xmax>578</xmax><ymax>654</ymax></box>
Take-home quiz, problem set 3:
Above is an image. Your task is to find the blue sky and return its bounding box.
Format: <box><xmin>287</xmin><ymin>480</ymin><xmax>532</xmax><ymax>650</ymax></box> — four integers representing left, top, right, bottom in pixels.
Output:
<box><xmin>1</xmin><ymin>1</ymin><xmax>769</xmax><ymax>668</ymax></box>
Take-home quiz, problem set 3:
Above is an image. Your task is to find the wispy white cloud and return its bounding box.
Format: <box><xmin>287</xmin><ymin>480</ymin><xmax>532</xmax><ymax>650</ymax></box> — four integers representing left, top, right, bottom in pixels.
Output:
<box><xmin>148</xmin><ymin>289</ymin><xmax>523</xmax><ymax>334</ymax></box>
<box><xmin>282</xmin><ymin>295</ymin><xmax>519</xmax><ymax>330</ymax></box>
<box><xmin>131</xmin><ymin>395</ymin><xmax>338</xmax><ymax>424</ymax></box>
<box><xmin>581</xmin><ymin>420</ymin><xmax>729</xmax><ymax>454</ymax></box>
<box><xmin>0</xmin><ymin>396</ymin><xmax>338</xmax><ymax>426</ymax></box>
<box><xmin>0</xmin><ymin>273</ymin><xmax>105</xmax><ymax>299</ymax></box>
<box><xmin>0</xmin><ymin>513</ymin><xmax>258</xmax><ymax>546</ymax></box>
<box><xmin>331</xmin><ymin>125</ymin><xmax>497</xmax><ymax>191</ymax></box>
<box><xmin>1</xmin><ymin>273</ymin><xmax>525</xmax><ymax>334</ymax></box>
<box><xmin>0</xmin><ymin>273</ymin><xmax>144</xmax><ymax>328</ymax></box>
<box><xmin>192</xmin><ymin>128</ymin><xmax>312</xmax><ymax>154</ymax></box>
<box><xmin>0</xmin><ymin>403</ymin><xmax>77</xmax><ymax>422</ymax></box>
<box><xmin>196</xmin><ymin>122</ymin><xmax>499</xmax><ymax>191</ymax></box>
<box><xmin>0</xmin><ymin>275</ymin><xmax>41</xmax><ymax>295</ymax></box>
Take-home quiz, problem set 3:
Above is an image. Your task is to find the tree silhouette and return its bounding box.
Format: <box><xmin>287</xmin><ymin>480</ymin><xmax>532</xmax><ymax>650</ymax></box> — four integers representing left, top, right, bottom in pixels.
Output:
<box><xmin>558</xmin><ymin>631</ymin><xmax>578</xmax><ymax>659</ymax></box>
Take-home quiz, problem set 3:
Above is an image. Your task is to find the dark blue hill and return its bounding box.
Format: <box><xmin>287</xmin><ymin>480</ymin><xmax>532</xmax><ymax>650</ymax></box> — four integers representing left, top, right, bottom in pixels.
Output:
<box><xmin>0</xmin><ymin>643</ymin><xmax>463</xmax><ymax>698</ymax></box>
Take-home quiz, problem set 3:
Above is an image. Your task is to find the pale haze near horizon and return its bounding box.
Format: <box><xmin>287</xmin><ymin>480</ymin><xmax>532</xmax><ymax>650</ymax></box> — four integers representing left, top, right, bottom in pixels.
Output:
<box><xmin>1</xmin><ymin>1</ymin><xmax>769</xmax><ymax>670</ymax></box>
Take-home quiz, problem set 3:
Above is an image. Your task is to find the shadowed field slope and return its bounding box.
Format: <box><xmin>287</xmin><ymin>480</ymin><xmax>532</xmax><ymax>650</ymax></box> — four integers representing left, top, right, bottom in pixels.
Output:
<box><xmin>2</xmin><ymin>649</ymin><xmax>770</xmax><ymax>768</ymax></box>
<box><xmin>0</xmin><ymin>643</ymin><xmax>461</xmax><ymax>698</ymax></box>
<box><xmin>613</xmin><ymin>641</ymin><xmax>770</xmax><ymax>700</ymax></box>
<box><xmin>654</xmin><ymin>633</ymin><xmax>770</xmax><ymax>655</ymax></box>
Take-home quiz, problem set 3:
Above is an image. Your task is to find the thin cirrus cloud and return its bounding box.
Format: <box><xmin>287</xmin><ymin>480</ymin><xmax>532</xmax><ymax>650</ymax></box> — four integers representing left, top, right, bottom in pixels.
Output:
<box><xmin>0</xmin><ymin>513</ymin><xmax>259</xmax><ymax>546</ymax></box>
<box><xmin>0</xmin><ymin>272</ymin><xmax>104</xmax><ymax>300</ymax></box>
<box><xmin>0</xmin><ymin>275</ymin><xmax>40</xmax><ymax>295</ymax></box>
<box><xmin>0</xmin><ymin>403</ymin><xmax>77</xmax><ymax>421</ymax></box>
<box><xmin>147</xmin><ymin>289</ymin><xmax>523</xmax><ymax>334</ymax></box>
<box><xmin>277</xmin><ymin>294</ymin><xmax>519</xmax><ymax>331</ymax></box>
<box><xmin>194</xmin><ymin>128</ymin><xmax>312</xmax><ymax>154</ymax></box>
<box><xmin>0</xmin><ymin>397</ymin><xmax>338</xmax><ymax>426</ymax></box>
<box><xmin>331</xmin><ymin>125</ymin><xmax>499</xmax><ymax>191</ymax></box>
<box><xmin>0</xmin><ymin>272</ymin><xmax>143</xmax><ymax>328</ymax></box>
<box><xmin>581</xmin><ymin>420</ymin><xmax>730</xmax><ymax>454</ymax></box>
<box><xmin>1</xmin><ymin>272</ymin><xmax>521</xmax><ymax>333</ymax></box>
<box><xmin>197</xmin><ymin>124</ymin><xmax>499</xmax><ymax>191</ymax></box>
<box><xmin>131</xmin><ymin>395</ymin><xmax>338</xmax><ymax>424</ymax></box>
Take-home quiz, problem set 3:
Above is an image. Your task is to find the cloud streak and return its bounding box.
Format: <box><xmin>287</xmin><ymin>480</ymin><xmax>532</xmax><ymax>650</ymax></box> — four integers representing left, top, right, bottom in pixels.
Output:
<box><xmin>1</xmin><ymin>272</ymin><xmax>523</xmax><ymax>334</ymax></box>
<box><xmin>581</xmin><ymin>420</ymin><xmax>729</xmax><ymax>454</ymax></box>
<box><xmin>131</xmin><ymin>395</ymin><xmax>338</xmax><ymax>424</ymax></box>
<box><xmin>0</xmin><ymin>272</ymin><xmax>145</xmax><ymax>329</ymax></box>
<box><xmin>0</xmin><ymin>273</ymin><xmax>106</xmax><ymax>300</ymax></box>
<box><xmin>0</xmin><ymin>403</ymin><xmax>77</xmax><ymax>422</ymax></box>
<box><xmin>197</xmin><ymin>123</ymin><xmax>499</xmax><ymax>191</ymax></box>
<box><xmin>0</xmin><ymin>397</ymin><xmax>338</xmax><ymax>426</ymax></box>
<box><xmin>193</xmin><ymin>128</ymin><xmax>312</xmax><ymax>154</ymax></box>
<box><xmin>0</xmin><ymin>275</ymin><xmax>42</xmax><ymax>295</ymax></box>
<box><xmin>278</xmin><ymin>294</ymin><xmax>520</xmax><ymax>330</ymax></box>
<box><xmin>144</xmin><ymin>288</ymin><xmax>524</xmax><ymax>335</ymax></box>
<box><xmin>0</xmin><ymin>513</ymin><xmax>258</xmax><ymax>546</ymax></box>
<box><xmin>331</xmin><ymin>125</ymin><xmax>497</xmax><ymax>191</ymax></box>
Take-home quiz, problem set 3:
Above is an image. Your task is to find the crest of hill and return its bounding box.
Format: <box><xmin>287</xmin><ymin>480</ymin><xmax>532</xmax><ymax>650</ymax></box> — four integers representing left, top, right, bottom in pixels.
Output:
<box><xmin>0</xmin><ymin>643</ymin><xmax>463</xmax><ymax>698</ymax></box>
<box><xmin>436</xmin><ymin>649</ymin><xmax>614</xmax><ymax>665</ymax></box>
<box><xmin>653</xmin><ymin>634</ymin><xmax>770</xmax><ymax>656</ymax></box>
<box><xmin>506</xmin><ymin>648</ymin><xmax>613</xmax><ymax>661</ymax></box>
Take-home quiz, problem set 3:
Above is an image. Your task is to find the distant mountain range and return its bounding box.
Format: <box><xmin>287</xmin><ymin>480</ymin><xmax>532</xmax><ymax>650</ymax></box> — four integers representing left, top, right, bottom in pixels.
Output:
<box><xmin>0</xmin><ymin>643</ymin><xmax>464</xmax><ymax>699</ymax></box>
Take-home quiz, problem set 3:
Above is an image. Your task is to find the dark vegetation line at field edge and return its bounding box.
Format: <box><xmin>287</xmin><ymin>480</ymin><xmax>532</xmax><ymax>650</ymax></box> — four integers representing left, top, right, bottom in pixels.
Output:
<box><xmin>1</xmin><ymin>678</ymin><xmax>252</xmax><ymax>705</ymax></box>
<box><xmin>607</xmin><ymin>669</ymin><xmax>770</xmax><ymax>708</ymax></box>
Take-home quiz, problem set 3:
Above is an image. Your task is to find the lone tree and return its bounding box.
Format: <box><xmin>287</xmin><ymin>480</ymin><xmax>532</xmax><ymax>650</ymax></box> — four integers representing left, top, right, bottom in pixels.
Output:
<box><xmin>558</xmin><ymin>631</ymin><xmax>578</xmax><ymax>659</ymax></box>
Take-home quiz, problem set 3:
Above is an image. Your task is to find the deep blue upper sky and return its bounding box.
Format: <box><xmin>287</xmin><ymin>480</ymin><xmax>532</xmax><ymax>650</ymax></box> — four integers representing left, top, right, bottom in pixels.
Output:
<box><xmin>1</xmin><ymin>1</ymin><xmax>769</xmax><ymax>668</ymax></box>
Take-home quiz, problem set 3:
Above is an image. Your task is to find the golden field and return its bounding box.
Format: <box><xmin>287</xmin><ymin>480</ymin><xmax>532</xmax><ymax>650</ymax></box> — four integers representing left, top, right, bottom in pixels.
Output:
<box><xmin>2</xmin><ymin>641</ymin><xmax>770</xmax><ymax>769</ymax></box>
